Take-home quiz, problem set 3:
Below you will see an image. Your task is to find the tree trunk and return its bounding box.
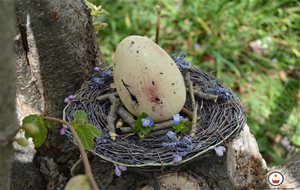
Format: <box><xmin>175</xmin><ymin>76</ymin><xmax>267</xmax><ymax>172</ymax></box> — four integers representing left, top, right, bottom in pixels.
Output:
<box><xmin>14</xmin><ymin>0</ymin><xmax>101</xmax><ymax>189</ymax></box>
<box><xmin>0</xmin><ymin>1</ymin><xmax>18</xmax><ymax>189</ymax></box>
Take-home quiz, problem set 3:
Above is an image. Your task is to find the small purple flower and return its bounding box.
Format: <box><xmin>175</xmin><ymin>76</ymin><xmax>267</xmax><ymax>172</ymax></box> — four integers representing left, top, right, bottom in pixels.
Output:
<box><xmin>214</xmin><ymin>146</ymin><xmax>226</xmax><ymax>157</ymax></box>
<box><xmin>180</xmin><ymin>61</ymin><xmax>192</xmax><ymax>69</ymax></box>
<box><xmin>118</xmin><ymin>165</ymin><xmax>127</xmax><ymax>172</ymax></box>
<box><xmin>194</xmin><ymin>43</ymin><xmax>201</xmax><ymax>49</ymax></box>
<box><xmin>272</xmin><ymin>58</ymin><xmax>278</xmax><ymax>63</ymax></box>
<box><xmin>64</xmin><ymin>97</ymin><xmax>70</xmax><ymax>104</ymax></box>
<box><xmin>114</xmin><ymin>165</ymin><xmax>121</xmax><ymax>176</ymax></box>
<box><xmin>172</xmin><ymin>155</ymin><xmax>182</xmax><ymax>163</ymax></box>
<box><xmin>68</xmin><ymin>95</ymin><xmax>75</xmax><ymax>100</ymax></box>
<box><xmin>94</xmin><ymin>67</ymin><xmax>101</xmax><ymax>72</ymax></box>
<box><xmin>142</xmin><ymin>117</ymin><xmax>154</xmax><ymax>127</ymax></box>
<box><xmin>59</xmin><ymin>125</ymin><xmax>68</xmax><ymax>135</ymax></box>
<box><xmin>172</xmin><ymin>114</ymin><xmax>184</xmax><ymax>125</ymax></box>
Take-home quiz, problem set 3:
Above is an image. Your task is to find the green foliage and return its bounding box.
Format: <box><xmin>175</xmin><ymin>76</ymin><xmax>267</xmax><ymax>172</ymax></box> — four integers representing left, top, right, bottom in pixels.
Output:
<box><xmin>85</xmin><ymin>0</ymin><xmax>108</xmax><ymax>32</ymax></box>
<box><xmin>133</xmin><ymin>112</ymin><xmax>154</xmax><ymax>139</ymax></box>
<box><xmin>15</xmin><ymin>137</ymin><xmax>29</xmax><ymax>147</ymax></box>
<box><xmin>21</xmin><ymin>110</ymin><xmax>101</xmax><ymax>150</ymax></box>
<box><xmin>89</xmin><ymin>0</ymin><xmax>299</xmax><ymax>164</ymax></box>
<box><xmin>73</xmin><ymin>110</ymin><xmax>102</xmax><ymax>150</ymax></box>
<box><xmin>172</xmin><ymin>121</ymin><xmax>191</xmax><ymax>136</ymax></box>
<box><xmin>22</xmin><ymin>115</ymin><xmax>48</xmax><ymax>148</ymax></box>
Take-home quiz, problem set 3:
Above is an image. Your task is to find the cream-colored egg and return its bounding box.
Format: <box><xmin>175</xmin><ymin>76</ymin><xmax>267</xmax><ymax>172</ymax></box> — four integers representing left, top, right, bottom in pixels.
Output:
<box><xmin>113</xmin><ymin>35</ymin><xmax>186</xmax><ymax>122</ymax></box>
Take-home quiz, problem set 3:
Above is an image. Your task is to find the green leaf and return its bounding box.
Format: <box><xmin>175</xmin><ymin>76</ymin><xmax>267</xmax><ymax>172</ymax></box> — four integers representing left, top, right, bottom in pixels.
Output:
<box><xmin>75</xmin><ymin>125</ymin><xmax>95</xmax><ymax>150</ymax></box>
<box><xmin>22</xmin><ymin>115</ymin><xmax>48</xmax><ymax>148</ymax></box>
<box><xmin>74</xmin><ymin>110</ymin><xmax>89</xmax><ymax>126</ymax></box>
<box><xmin>172</xmin><ymin>121</ymin><xmax>191</xmax><ymax>135</ymax></box>
<box><xmin>133</xmin><ymin>112</ymin><xmax>154</xmax><ymax>139</ymax></box>
<box><xmin>85</xmin><ymin>124</ymin><xmax>101</xmax><ymax>138</ymax></box>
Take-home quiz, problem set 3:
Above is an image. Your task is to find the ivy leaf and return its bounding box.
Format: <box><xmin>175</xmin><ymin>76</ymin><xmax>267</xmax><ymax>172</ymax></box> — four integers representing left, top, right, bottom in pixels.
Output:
<box><xmin>133</xmin><ymin>112</ymin><xmax>154</xmax><ymax>139</ymax></box>
<box><xmin>74</xmin><ymin>110</ymin><xmax>89</xmax><ymax>126</ymax></box>
<box><xmin>172</xmin><ymin>121</ymin><xmax>191</xmax><ymax>135</ymax></box>
<box><xmin>22</xmin><ymin>115</ymin><xmax>48</xmax><ymax>148</ymax></box>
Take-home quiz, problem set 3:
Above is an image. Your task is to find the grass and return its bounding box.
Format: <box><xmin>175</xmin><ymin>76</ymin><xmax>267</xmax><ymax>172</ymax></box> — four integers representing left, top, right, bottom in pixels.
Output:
<box><xmin>88</xmin><ymin>0</ymin><xmax>300</xmax><ymax>165</ymax></box>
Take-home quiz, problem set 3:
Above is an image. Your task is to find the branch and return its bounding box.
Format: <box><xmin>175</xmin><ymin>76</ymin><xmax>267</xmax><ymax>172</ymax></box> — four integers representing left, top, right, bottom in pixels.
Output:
<box><xmin>155</xmin><ymin>0</ymin><xmax>162</xmax><ymax>44</ymax></box>
<box><xmin>43</xmin><ymin>116</ymin><xmax>100</xmax><ymax>190</ymax></box>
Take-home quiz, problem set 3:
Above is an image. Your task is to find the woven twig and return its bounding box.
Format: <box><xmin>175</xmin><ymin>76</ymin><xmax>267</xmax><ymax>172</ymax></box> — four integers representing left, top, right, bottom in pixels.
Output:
<box><xmin>63</xmin><ymin>67</ymin><xmax>246</xmax><ymax>169</ymax></box>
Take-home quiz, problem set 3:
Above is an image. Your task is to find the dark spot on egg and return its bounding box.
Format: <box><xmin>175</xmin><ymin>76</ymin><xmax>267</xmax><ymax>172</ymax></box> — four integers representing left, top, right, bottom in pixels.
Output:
<box><xmin>113</xmin><ymin>62</ymin><xmax>116</xmax><ymax>66</ymax></box>
<box><xmin>131</xmin><ymin>41</ymin><xmax>135</xmax><ymax>45</ymax></box>
<box><xmin>140</xmin><ymin>81</ymin><xmax>142</xmax><ymax>84</ymax></box>
<box><xmin>170</xmin><ymin>62</ymin><xmax>173</xmax><ymax>66</ymax></box>
<box><xmin>160</xmin><ymin>72</ymin><xmax>163</xmax><ymax>75</ymax></box>
<box><xmin>145</xmin><ymin>67</ymin><xmax>148</xmax><ymax>70</ymax></box>
<box><xmin>152</xmin><ymin>81</ymin><xmax>155</xmax><ymax>85</ymax></box>
<box><xmin>155</xmin><ymin>97</ymin><xmax>160</xmax><ymax>102</ymax></box>
<box><xmin>173</xmin><ymin>91</ymin><xmax>176</xmax><ymax>94</ymax></box>
<box><xmin>171</xmin><ymin>83</ymin><xmax>175</xmax><ymax>85</ymax></box>
<box><xmin>136</xmin><ymin>50</ymin><xmax>139</xmax><ymax>53</ymax></box>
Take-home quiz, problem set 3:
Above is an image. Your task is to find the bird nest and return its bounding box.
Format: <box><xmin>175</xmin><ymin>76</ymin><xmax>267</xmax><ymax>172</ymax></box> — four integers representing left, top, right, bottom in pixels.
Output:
<box><xmin>63</xmin><ymin>66</ymin><xmax>246</xmax><ymax>169</ymax></box>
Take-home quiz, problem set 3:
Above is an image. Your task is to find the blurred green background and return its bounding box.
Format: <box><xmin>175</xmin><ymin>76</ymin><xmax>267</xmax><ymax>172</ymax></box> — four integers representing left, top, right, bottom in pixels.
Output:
<box><xmin>87</xmin><ymin>0</ymin><xmax>299</xmax><ymax>165</ymax></box>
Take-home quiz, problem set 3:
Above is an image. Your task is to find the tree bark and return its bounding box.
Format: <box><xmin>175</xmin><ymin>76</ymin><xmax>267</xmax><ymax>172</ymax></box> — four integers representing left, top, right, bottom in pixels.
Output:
<box><xmin>0</xmin><ymin>0</ymin><xmax>18</xmax><ymax>189</ymax></box>
<box><xmin>14</xmin><ymin>0</ymin><xmax>101</xmax><ymax>189</ymax></box>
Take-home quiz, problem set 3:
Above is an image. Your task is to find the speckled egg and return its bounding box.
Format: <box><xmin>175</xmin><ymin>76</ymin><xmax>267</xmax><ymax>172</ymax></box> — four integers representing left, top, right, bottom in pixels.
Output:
<box><xmin>113</xmin><ymin>35</ymin><xmax>186</xmax><ymax>122</ymax></box>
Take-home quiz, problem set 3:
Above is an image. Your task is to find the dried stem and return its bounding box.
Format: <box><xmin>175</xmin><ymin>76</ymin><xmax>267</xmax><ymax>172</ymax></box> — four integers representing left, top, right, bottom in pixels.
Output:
<box><xmin>107</xmin><ymin>95</ymin><xmax>119</xmax><ymax>138</ymax></box>
<box><xmin>155</xmin><ymin>0</ymin><xmax>162</xmax><ymax>44</ymax></box>
<box><xmin>117</xmin><ymin>106</ymin><xmax>135</xmax><ymax>127</ymax></box>
<box><xmin>186</xmin><ymin>72</ymin><xmax>198</xmax><ymax>137</ymax></box>
<box><xmin>71</xmin><ymin>157</ymin><xmax>83</xmax><ymax>176</ymax></box>
<box><xmin>181</xmin><ymin>107</ymin><xmax>193</xmax><ymax>118</ymax></box>
<box><xmin>190</xmin><ymin>103</ymin><xmax>198</xmax><ymax>137</ymax></box>
<box><xmin>97</xmin><ymin>92</ymin><xmax>118</xmax><ymax>101</ymax></box>
<box><xmin>43</xmin><ymin>116</ymin><xmax>100</xmax><ymax>190</ymax></box>
<box><xmin>193</xmin><ymin>87</ymin><xmax>218</xmax><ymax>102</ymax></box>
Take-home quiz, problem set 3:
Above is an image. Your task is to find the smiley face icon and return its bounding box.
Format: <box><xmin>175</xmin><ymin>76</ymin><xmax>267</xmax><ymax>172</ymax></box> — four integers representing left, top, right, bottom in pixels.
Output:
<box><xmin>268</xmin><ymin>171</ymin><xmax>284</xmax><ymax>186</ymax></box>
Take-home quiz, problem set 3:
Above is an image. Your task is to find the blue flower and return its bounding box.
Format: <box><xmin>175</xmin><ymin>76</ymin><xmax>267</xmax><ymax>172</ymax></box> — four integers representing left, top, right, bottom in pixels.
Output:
<box><xmin>172</xmin><ymin>114</ymin><xmax>184</xmax><ymax>125</ymax></box>
<box><xmin>194</xmin><ymin>43</ymin><xmax>201</xmax><ymax>50</ymax></box>
<box><xmin>271</xmin><ymin>57</ymin><xmax>278</xmax><ymax>63</ymax></box>
<box><xmin>142</xmin><ymin>117</ymin><xmax>154</xmax><ymax>127</ymax></box>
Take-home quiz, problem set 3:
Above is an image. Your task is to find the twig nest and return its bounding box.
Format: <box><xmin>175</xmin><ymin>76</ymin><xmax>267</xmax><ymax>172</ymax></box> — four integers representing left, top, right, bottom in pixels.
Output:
<box><xmin>113</xmin><ymin>35</ymin><xmax>186</xmax><ymax>122</ymax></box>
